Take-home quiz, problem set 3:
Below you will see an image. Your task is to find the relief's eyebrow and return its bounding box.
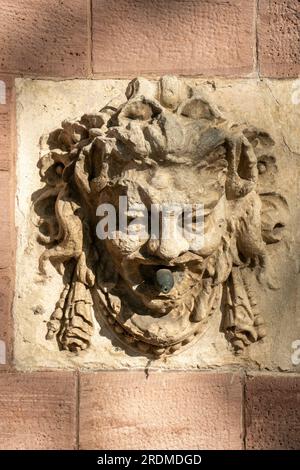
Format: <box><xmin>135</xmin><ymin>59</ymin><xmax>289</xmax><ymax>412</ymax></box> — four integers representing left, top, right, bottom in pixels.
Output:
<box><xmin>197</xmin><ymin>127</ymin><xmax>226</xmax><ymax>158</ymax></box>
<box><xmin>195</xmin><ymin>160</ymin><xmax>208</xmax><ymax>169</ymax></box>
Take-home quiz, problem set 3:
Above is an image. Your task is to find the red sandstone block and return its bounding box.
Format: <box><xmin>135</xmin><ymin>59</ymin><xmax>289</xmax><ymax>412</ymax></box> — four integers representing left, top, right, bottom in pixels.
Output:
<box><xmin>245</xmin><ymin>374</ymin><xmax>300</xmax><ymax>449</ymax></box>
<box><xmin>258</xmin><ymin>0</ymin><xmax>300</xmax><ymax>77</ymax></box>
<box><xmin>0</xmin><ymin>0</ymin><xmax>89</xmax><ymax>77</ymax></box>
<box><xmin>0</xmin><ymin>268</ymin><xmax>12</xmax><ymax>366</ymax></box>
<box><xmin>0</xmin><ymin>75</ymin><xmax>13</xmax><ymax>111</ymax></box>
<box><xmin>0</xmin><ymin>75</ymin><xmax>14</xmax><ymax>368</ymax></box>
<box><xmin>92</xmin><ymin>0</ymin><xmax>256</xmax><ymax>77</ymax></box>
<box><xmin>0</xmin><ymin>114</ymin><xmax>11</xmax><ymax>172</ymax></box>
<box><xmin>79</xmin><ymin>371</ymin><xmax>243</xmax><ymax>450</ymax></box>
<box><xmin>0</xmin><ymin>75</ymin><xmax>14</xmax><ymax>171</ymax></box>
<box><xmin>0</xmin><ymin>372</ymin><xmax>77</xmax><ymax>449</ymax></box>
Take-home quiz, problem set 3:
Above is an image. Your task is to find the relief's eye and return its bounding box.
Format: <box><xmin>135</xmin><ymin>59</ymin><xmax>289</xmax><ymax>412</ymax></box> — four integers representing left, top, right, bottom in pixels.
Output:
<box><xmin>257</xmin><ymin>162</ymin><xmax>267</xmax><ymax>175</ymax></box>
<box><xmin>257</xmin><ymin>155</ymin><xmax>277</xmax><ymax>176</ymax></box>
<box><xmin>179</xmin><ymin>210</ymin><xmax>202</xmax><ymax>227</ymax></box>
<box><xmin>126</xmin><ymin>214</ymin><xmax>136</xmax><ymax>224</ymax></box>
<box><xmin>126</xmin><ymin>210</ymin><xmax>149</xmax><ymax>223</ymax></box>
<box><xmin>55</xmin><ymin>163</ymin><xmax>64</xmax><ymax>175</ymax></box>
<box><xmin>177</xmin><ymin>212</ymin><xmax>184</xmax><ymax>228</ymax></box>
<box><xmin>125</xmin><ymin>209</ymin><xmax>150</xmax><ymax>240</ymax></box>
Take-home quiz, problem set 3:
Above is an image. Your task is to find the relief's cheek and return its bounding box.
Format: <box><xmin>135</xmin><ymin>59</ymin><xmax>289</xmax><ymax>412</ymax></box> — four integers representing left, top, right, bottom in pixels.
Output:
<box><xmin>190</xmin><ymin>197</ymin><xmax>227</xmax><ymax>256</ymax></box>
<box><xmin>106</xmin><ymin>228</ymin><xmax>149</xmax><ymax>258</ymax></box>
<box><xmin>196</xmin><ymin>219</ymin><xmax>226</xmax><ymax>256</ymax></box>
<box><xmin>186</xmin><ymin>233</ymin><xmax>205</xmax><ymax>253</ymax></box>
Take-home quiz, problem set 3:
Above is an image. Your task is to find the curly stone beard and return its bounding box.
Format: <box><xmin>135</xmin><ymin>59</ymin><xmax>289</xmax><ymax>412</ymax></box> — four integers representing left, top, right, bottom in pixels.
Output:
<box><xmin>94</xmin><ymin>245</ymin><xmax>224</xmax><ymax>356</ymax></box>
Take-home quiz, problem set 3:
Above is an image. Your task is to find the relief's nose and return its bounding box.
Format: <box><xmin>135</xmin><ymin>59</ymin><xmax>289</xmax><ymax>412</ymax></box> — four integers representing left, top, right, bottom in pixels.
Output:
<box><xmin>147</xmin><ymin>234</ymin><xmax>189</xmax><ymax>260</ymax></box>
<box><xmin>156</xmin><ymin>236</ymin><xmax>189</xmax><ymax>260</ymax></box>
<box><xmin>146</xmin><ymin>212</ymin><xmax>190</xmax><ymax>260</ymax></box>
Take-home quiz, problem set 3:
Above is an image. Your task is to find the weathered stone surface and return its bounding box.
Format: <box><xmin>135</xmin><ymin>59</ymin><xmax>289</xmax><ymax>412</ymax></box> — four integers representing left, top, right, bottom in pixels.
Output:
<box><xmin>0</xmin><ymin>173</ymin><xmax>12</xmax><ymax>271</ymax></box>
<box><xmin>0</xmin><ymin>75</ymin><xmax>14</xmax><ymax>171</ymax></box>
<box><xmin>79</xmin><ymin>371</ymin><xmax>243</xmax><ymax>450</ymax></box>
<box><xmin>0</xmin><ymin>0</ymin><xmax>88</xmax><ymax>77</ymax></box>
<box><xmin>0</xmin><ymin>75</ymin><xmax>14</xmax><ymax>368</ymax></box>
<box><xmin>0</xmin><ymin>372</ymin><xmax>77</xmax><ymax>449</ymax></box>
<box><xmin>35</xmin><ymin>76</ymin><xmax>281</xmax><ymax>359</ymax></box>
<box><xmin>92</xmin><ymin>0</ymin><xmax>255</xmax><ymax>77</ymax></box>
<box><xmin>0</xmin><ymin>114</ymin><xmax>12</xmax><ymax>172</ymax></box>
<box><xmin>0</xmin><ymin>269</ymin><xmax>13</xmax><ymax>366</ymax></box>
<box><xmin>258</xmin><ymin>0</ymin><xmax>300</xmax><ymax>77</ymax></box>
<box><xmin>245</xmin><ymin>374</ymin><xmax>300</xmax><ymax>449</ymax></box>
<box><xmin>14</xmin><ymin>78</ymin><xmax>300</xmax><ymax>371</ymax></box>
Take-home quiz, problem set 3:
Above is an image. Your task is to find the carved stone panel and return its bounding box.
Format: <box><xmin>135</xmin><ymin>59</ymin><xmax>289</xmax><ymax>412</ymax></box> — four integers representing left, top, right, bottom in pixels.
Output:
<box><xmin>14</xmin><ymin>78</ymin><xmax>300</xmax><ymax>370</ymax></box>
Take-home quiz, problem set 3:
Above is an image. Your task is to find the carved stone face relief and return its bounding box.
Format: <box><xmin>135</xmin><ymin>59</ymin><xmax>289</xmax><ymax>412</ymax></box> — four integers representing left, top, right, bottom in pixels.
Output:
<box><xmin>34</xmin><ymin>76</ymin><xmax>289</xmax><ymax>358</ymax></box>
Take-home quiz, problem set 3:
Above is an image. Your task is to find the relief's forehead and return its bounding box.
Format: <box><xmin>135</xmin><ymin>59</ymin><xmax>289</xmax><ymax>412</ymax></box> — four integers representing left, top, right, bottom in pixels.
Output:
<box><xmin>121</xmin><ymin>164</ymin><xmax>189</xmax><ymax>187</ymax></box>
<box><xmin>122</xmin><ymin>165</ymin><xmax>197</xmax><ymax>189</ymax></box>
<box><xmin>120</xmin><ymin>164</ymin><xmax>223</xmax><ymax>206</ymax></box>
<box><xmin>149</xmin><ymin>166</ymin><xmax>195</xmax><ymax>190</ymax></box>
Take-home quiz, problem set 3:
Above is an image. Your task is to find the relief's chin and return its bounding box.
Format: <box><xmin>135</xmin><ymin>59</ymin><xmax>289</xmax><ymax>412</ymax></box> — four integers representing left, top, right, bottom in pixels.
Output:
<box><xmin>93</xmin><ymin>279</ymin><xmax>223</xmax><ymax>358</ymax></box>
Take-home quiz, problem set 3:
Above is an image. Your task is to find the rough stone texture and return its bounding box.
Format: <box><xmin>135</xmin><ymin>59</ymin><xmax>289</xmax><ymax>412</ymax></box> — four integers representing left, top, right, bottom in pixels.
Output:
<box><xmin>245</xmin><ymin>374</ymin><xmax>300</xmax><ymax>449</ymax></box>
<box><xmin>35</xmin><ymin>76</ymin><xmax>278</xmax><ymax>359</ymax></box>
<box><xmin>0</xmin><ymin>371</ymin><xmax>77</xmax><ymax>449</ymax></box>
<box><xmin>0</xmin><ymin>113</ymin><xmax>11</xmax><ymax>172</ymax></box>
<box><xmin>79</xmin><ymin>371</ymin><xmax>243</xmax><ymax>450</ymax></box>
<box><xmin>0</xmin><ymin>269</ymin><xmax>13</xmax><ymax>367</ymax></box>
<box><xmin>258</xmin><ymin>0</ymin><xmax>300</xmax><ymax>77</ymax></box>
<box><xmin>92</xmin><ymin>0</ymin><xmax>256</xmax><ymax>77</ymax></box>
<box><xmin>0</xmin><ymin>76</ymin><xmax>14</xmax><ymax>171</ymax></box>
<box><xmin>14</xmin><ymin>78</ymin><xmax>300</xmax><ymax>371</ymax></box>
<box><xmin>0</xmin><ymin>173</ymin><xmax>12</xmax><ymax>272</ymax></box>
<box><xmin>0</xmin><ymin>0</ymin><xmax>88</xmax><ymax>77</ymax></box>
<box><xmin>0</xmin><ymin>75</ymin><xmax>14</xmax><ymax>367</ymax></box>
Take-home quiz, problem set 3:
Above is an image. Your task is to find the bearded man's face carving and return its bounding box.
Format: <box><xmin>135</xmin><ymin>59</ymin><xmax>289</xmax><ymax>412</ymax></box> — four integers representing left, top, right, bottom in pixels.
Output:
<box><xmin>35</xmin><ymin>76</ymin><xmax>288</xmax><ymax>357</ymax></box>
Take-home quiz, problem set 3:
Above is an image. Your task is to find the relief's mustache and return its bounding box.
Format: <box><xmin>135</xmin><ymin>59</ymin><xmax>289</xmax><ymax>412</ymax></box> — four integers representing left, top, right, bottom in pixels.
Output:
<box><xmin>128</xmin><ymin>250</ymin><xmax>204</xmax><ymax>266</ymax></box>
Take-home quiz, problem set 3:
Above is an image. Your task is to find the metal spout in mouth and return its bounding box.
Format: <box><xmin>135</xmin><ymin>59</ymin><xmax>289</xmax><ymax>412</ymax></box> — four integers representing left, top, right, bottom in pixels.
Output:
<box><xmin>155</xmin><ymin>268</ymin><xmax>174</xmax><ymax>294</ymax></box>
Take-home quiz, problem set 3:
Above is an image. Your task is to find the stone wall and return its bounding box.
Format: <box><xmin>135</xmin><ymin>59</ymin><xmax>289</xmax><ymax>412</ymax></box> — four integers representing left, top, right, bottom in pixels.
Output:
<box><xmin>0</xmin><ymin>0</ymin><xmax>300</xmax><ymax>450</ymax></box>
